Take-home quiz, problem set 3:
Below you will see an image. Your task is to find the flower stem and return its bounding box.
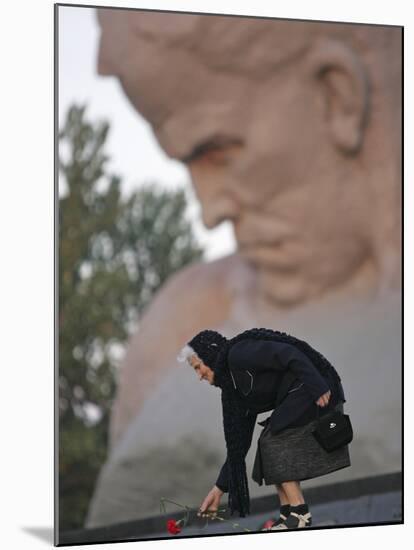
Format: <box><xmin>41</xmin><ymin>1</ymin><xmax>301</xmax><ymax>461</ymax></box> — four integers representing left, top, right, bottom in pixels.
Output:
<box><xmin>160</xmin><ymin>498</ymin><xmax>189</xmax><ymax>510</ymax></box>
<box><xmin>204</xmin><ymin>513</ymin><xmax>251</xmax><ymax>532</ymax></box>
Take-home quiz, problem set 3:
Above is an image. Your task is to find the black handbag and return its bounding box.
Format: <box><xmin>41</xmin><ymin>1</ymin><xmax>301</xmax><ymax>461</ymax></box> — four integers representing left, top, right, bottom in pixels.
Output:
<box><xmin>312</xmin><ymin>402</ymin><xmax>353</xmax><ymax>452</ymax></box>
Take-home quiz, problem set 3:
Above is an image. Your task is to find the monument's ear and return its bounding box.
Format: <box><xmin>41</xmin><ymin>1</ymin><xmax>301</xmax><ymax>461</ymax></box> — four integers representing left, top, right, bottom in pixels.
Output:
<box><xmin>308</xmin><ymin>38</ymin><xmax>370</xmax><ymax>154</ymax></box>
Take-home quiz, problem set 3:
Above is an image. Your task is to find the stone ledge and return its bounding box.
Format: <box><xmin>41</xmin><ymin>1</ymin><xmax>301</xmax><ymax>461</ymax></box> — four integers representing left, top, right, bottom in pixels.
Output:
<box><xmin>58</xmin><ymin>470</ymin><xmax>402</xmax><ymax>546</ymax></box>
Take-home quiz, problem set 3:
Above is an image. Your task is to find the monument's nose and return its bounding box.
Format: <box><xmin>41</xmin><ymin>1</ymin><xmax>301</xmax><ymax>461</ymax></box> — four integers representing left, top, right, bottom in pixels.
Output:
<box><xmin>196</xmin><ymin>192</ymin><xmax>240</xmax><ymax>229</ymax></box>
<box><xmin>201</xmin><ymin>199</ymin><xmax>239</xmax><ymax>229</ymax></box>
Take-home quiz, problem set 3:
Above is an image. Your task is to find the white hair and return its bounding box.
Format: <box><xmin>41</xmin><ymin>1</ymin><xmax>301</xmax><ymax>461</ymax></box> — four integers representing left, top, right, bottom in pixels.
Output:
<box><xmin>176</xmin><ymin>344</ymin><xmax>198</xmax><ymax>365</ymax></box>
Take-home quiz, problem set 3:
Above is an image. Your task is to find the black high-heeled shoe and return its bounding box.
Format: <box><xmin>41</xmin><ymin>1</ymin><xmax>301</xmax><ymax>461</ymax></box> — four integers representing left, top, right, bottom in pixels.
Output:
<box><xmin>270</xmin><ymin>508</ymin><xmax>312</xmax><ymax>530</ymax></box>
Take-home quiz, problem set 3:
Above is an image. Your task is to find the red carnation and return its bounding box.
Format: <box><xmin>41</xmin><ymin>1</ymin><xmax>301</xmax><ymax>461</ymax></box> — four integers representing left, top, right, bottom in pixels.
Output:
<box><xmin>263</xmin><ymin>519</ymin><xmax>276</xmax><ymax>530</ymax></box>
<box><xmin>166</xmin><ymin>519</ymin><xmax>182</xmax><ymax>535</ymax></box>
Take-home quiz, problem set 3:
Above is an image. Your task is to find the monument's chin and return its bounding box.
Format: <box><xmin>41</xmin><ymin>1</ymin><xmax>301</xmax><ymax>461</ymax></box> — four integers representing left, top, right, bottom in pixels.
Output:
<box><xmin>258</xmin><ymin>271</ymin><xmax>310</xmax><ymax>308</ymax></box>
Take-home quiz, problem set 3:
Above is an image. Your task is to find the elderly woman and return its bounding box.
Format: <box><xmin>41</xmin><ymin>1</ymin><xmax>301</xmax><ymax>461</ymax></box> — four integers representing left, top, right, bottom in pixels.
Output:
<box><xmin>177</xmin><ymin>327</ymin><xmax>351</xmax><ymax>531</ymax></box>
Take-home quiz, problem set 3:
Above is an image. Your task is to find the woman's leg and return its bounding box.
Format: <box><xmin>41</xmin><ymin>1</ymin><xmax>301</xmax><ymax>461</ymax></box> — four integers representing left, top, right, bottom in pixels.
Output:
<box><xmin>261</xmin><ymin>484</ymin><xmax>291</xmax><ymax>530</ymax></box>
<box><xmin>270</xmin><ymin>481</ymin><xmax>312</xmax><ymax>529</ymax></box>
<box><xmin>275</xmin><ymin>483</ymin><xmax>290</xmax><ymax>505</ymax></box>
<box><xmin>279</xmin><ymin>481</ymin><xmax>305</xmax><ymax>505</ymax></box>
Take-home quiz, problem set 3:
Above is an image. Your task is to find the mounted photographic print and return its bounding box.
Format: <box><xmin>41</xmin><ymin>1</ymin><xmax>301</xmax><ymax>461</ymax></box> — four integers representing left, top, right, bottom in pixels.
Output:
<box><xmin>55</xmin><ymin>3</ymin><xmax>403</xmax><ymax>546</ymax></box>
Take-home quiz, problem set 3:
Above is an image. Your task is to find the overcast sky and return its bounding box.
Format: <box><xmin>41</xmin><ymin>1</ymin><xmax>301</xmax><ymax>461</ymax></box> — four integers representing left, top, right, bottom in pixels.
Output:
<box><xmin>58</xmin><ymin>4</ymin><xmax>236</xmax><ymax>261</ymax></box>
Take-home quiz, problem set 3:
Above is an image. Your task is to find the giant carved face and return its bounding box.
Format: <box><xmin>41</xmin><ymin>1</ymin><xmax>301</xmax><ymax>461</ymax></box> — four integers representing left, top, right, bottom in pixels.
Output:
<box><xmin>96</xmin><ymin>10</ymin><xmax>399</xmax><ymax>304</ymax></box>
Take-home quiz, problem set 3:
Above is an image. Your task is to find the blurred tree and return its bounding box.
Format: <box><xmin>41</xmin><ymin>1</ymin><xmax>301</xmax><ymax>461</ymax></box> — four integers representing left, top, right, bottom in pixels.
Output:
<box><xmin>58</xmin><ymin>104</ymin><xmax>204</xmax><ymax>531</ymax></box>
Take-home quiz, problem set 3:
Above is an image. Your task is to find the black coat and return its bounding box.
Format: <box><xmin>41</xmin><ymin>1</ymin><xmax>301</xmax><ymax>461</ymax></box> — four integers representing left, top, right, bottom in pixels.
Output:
<box><xmin>215</xmin><ymin>338</ymin><xmax>346</xmax><ymax>492</ymax></box>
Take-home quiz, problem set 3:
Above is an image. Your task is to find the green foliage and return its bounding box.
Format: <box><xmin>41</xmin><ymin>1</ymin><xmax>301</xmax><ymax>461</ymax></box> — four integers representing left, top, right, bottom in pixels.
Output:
<box><xmin>59</xmin><ymin>104</ymin><xmax>204</xmax><ymax>530</ymax></box>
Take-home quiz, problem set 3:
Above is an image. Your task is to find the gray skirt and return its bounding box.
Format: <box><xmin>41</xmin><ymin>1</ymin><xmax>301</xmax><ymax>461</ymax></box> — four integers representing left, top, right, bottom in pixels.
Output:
<box><xmin>251</xmin><ymin>402</ymin><xmax>351</xmax><ymax>486</ymax></box>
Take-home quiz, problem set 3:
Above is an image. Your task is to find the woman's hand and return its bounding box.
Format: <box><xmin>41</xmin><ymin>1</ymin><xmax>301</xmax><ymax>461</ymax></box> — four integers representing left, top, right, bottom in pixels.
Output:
<box><xmin>197</xmin><ymin>486</ymin><xmax>224</xmax><ymax>518</ymax></box>
<box><xmin>316</xmin><ymin>389</ymin><xmax>331</xmax><ymax>407</ymax></box>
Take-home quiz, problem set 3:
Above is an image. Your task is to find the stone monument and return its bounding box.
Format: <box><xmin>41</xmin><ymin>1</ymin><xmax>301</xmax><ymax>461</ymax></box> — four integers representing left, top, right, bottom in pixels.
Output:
<box><xmin>85</xmin><ymin>11</ymin><xmax>401</xmax><ymax>527</ymax></box>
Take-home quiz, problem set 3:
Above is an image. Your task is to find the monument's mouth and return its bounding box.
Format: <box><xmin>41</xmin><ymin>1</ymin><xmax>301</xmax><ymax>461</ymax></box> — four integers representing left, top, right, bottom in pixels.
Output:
<box><xmin>239</xmin><ymin>241</ymin><xmax>301</xmax><ymax>272</ymax></box>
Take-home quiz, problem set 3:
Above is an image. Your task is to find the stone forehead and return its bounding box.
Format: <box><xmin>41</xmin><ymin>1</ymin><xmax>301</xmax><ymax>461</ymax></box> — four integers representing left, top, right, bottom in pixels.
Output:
<box><xmin>128</xmin><ymin>12</ymin><xmax>313</xmax><ymax>76</ymax></box>
<box><xmin>96</xmin><ymin>10</ymin><xmax>400</xmax><ymax>137</ymax></box>
<box><xmin>97</xmin><ymin>10</ymin><xmax>396</xmax><ymax>72</ymax></box>
<box><xmin>97</xmin><ymin>10</ymin><xmax>312</xmax><ymax>77</ymax></box>
<box><xmin>96</xmin><ymin>11</ymin><xmax>313</xmax><ymax>131</ymax></box>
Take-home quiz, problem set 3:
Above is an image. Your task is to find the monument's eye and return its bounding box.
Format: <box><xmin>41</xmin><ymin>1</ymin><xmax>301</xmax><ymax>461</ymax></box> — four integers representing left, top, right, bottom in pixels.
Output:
<box><xmin>183</xmin><ymin>136</ymin><xmax>244</xmax><ymax>166</ymax></box>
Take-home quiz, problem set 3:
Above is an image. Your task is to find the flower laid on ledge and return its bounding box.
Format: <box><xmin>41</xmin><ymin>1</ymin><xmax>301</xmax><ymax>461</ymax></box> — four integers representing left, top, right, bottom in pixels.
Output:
<box><xmin>166</xmin><ymin>519</ymin><xmax>183</xmax><ymax>535</ymax></box>
<box><xmin>262</xmin><ymin>518</ymin><xmax>276</xmax><ymax>530</ymax></box>
<box><xmin>160</xmin><ymin>497</ymin><xmax>251</xmax><ymax>535</ymax></box>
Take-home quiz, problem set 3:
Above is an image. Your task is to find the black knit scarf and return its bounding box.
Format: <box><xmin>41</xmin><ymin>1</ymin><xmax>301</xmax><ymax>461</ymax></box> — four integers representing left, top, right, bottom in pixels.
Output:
<box><xmin>190</xmin><ymin>327</ymin><xmax>342</xmax><ymax>518</ymax></box>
